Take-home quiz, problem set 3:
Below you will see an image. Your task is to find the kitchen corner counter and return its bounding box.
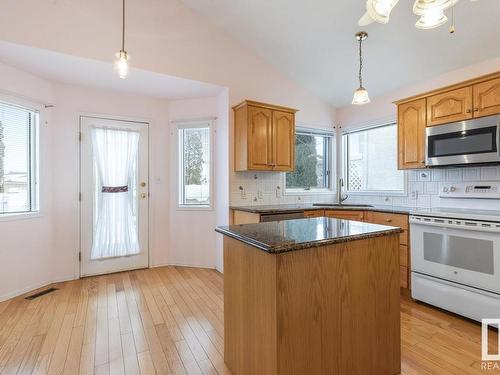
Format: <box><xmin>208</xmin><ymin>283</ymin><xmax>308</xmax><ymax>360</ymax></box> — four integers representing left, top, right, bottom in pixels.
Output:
<box><xmin>230</xmin><ymin>203</ymin><xmax>413</xmax><ymax>215</ymax></box>
<box><xmin>215</xmin><ymin>217</ymin><xmax>402</xmax><ymax>253</ymax></box>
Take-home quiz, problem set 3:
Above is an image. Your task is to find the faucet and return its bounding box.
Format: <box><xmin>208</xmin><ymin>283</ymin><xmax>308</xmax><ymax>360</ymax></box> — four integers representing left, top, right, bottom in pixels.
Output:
<box><xmin>337</xmin><ymin>178</ymin><xmax>349</xmax><ymax>204</ymax></box>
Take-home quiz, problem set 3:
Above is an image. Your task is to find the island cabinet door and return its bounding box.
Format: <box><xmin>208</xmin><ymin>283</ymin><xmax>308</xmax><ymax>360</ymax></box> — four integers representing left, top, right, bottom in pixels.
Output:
<box><xmin>426</xmin><ymin>86</ymin><xmax>473</xmax><ymax>126</ymax></box>
<box><xmin>248</xmin><ymin>106</ymin><xmax>273</xmax><ymax>170</ymax></box>
<box><xmin>473</xmin><ymin>77</ymin><xmax>500</xmax><ymax>118</ymax></box>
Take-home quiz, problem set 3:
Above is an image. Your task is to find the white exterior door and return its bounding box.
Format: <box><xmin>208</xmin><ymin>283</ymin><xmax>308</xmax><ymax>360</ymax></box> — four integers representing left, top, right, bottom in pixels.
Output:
<box><xmin>80</xmin><ymin>116</ymin><xmax>149</xmax><ymax>276</ymax></box>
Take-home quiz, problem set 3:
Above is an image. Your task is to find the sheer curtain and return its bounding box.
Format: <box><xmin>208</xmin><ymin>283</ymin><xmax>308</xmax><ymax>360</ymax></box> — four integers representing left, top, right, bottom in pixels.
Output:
<box><xmin>91</xmin><ymin>127</ymin><xmax>140</xmax><ymax>259</ymax></box>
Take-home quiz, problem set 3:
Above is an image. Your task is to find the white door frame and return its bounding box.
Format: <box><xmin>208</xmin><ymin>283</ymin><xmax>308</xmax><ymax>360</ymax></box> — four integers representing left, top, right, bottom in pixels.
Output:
<box><xmin>79</xmin><ymin>114</ymin><xmax>151</xmax><ymax>277</ymax></box>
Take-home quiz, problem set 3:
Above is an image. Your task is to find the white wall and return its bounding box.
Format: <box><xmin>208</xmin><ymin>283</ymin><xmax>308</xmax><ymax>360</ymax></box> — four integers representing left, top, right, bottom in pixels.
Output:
<box><xmin>51</xmin><ymin>83</ymin><xmax>170</xmax><ymax>281</ymax></box>
<box><xmin>0</xmin><ymin>63</ymin><xmax>55</xmax><ymax>301</ymax></box>
<box><xmin>337</xmin><ymin>56</ymin><xmax>500</xmax><ymax>130</ymax></box>
<box><xmin>168</xmin><ymin>96</ymin><xmax>219</xmax><ymax>269</ymax></box>
<box><xmin>0</xmin><ymin>0</ymin><xmax>338</xmax><ymax>298</ymax></box>
<box><xmin>0</xmin><ymin>0</ymin><xmax>337</xmax><ymax>212</ymax></box>
<box><xmin>336</xmin><ymin>56</ymin><xmax>500</xmax><ymax>211</ymax></box>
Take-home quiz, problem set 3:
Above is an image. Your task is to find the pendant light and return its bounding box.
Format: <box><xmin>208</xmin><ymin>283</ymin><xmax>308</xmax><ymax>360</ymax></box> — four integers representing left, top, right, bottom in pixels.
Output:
<box><xmin>114</xmin><ymin>0</ymin><xmax>130</xmax><ymax>79</ymax></box>
<box><xmin>352</xmin><ymin>31</ymin><xmax>370</xmax><ymax>105</ymax></box>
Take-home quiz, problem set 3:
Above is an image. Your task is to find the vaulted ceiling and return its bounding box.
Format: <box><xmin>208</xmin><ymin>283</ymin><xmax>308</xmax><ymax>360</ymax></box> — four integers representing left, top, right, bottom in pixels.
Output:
<box><xmin>183</xmin><ymin>0</ymin><xmax>500</xmax><ymax>107</ymax></box>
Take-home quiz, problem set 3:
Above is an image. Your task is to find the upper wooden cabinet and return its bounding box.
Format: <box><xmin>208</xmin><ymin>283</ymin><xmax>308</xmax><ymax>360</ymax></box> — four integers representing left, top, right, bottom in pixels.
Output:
<box><xmin>398</xmin><ymin>98</ymin><xmax>426</xmax><ymax>169</ymax></box>
<box><xmin>395</xmin><ymin>71</ymin><xmax>500</xmax><ymax>169</ymax></box>
<box><xmin>234</xmin><ymin>100</ymin><xmax>298</xmax><ymax>172</ymax></box>
<box><xmin>473</xmin><ymin>77</ymin><xmax>500</xmax><ymax>118</ymax></box>
<box><xmin>426</xmin><ymin>86</ymin><xmax>473</xmax><ymax>126</ymax></box>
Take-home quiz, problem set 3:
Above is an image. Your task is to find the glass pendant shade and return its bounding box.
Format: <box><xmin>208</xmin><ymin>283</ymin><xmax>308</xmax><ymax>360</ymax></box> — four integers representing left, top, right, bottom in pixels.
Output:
<box><xmin>352</xmin><ymin>87</ymin><xmax>371</xmax><ymax>105</ymax></box>
<box><xmin>359</xmin><ymin>0</ymin><xmax>400</xmax><ymax>25</ymax></box>
<box><xmin>413</xmin><ymin>0</ymin><xmax>454</xmax><ymax>29</ymax></box>
<box><xmin>114</xmin><ymin>50</ymin><xmax>130</xmax><ymax>79</ymax></box>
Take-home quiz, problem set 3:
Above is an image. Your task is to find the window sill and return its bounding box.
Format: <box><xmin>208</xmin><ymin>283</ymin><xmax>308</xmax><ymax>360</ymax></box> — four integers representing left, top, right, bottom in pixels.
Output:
<box><xmin>0</xmin><ymin>212</ymin><xmax>42</xmax><ymax>222</ymax></box>
<box><xmin>284</xmin><ymin>189</ymin><xmax>336</xmax><ymax>196</ymax></box>
<box><xmin>346</xmin><ymin>190</ymin><xmax>407</xmax><ymax>197</ymax></box>
<box><xmin>176</xmin><ymin>205</ymin><xmax>214</xmax><ymax>212</ymax></box>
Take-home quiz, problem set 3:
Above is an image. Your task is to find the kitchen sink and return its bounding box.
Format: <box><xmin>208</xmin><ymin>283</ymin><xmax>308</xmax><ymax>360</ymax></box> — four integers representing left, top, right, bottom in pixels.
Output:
<box><xmin>312</xmin><ymin>203</ymin><xmax>373</xmax><ymax>208</ymax></box>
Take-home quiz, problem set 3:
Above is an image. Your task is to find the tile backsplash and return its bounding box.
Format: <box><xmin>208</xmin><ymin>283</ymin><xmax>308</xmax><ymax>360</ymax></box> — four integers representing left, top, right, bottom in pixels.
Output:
<box><xmin>230</xmin><ymin>165</ymin><xmax>500</xmax><ymax>211</ymax></box>
<box><xmin>230</xmin><ymin>171</ymin><xmax>336</xmax><ymax>206</ymax></box>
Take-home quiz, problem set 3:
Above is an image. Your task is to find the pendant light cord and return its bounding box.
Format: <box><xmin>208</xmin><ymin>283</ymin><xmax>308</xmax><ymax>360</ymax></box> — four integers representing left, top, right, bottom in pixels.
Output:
<box><xmin>122</xmin><ymin>0</ymin><xmax>125</xmax><ymax>52</ymax></box>
<box><xmin>358</xmin><ymin>37</ymin><xmax>363</xmax><ymax>88</ymax></box>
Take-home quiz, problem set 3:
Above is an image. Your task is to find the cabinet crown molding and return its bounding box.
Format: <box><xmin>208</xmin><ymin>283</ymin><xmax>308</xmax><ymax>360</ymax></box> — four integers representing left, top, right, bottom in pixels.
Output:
<box><xmin>394</xmin><ymin>70</ymin><xmax>500</xmax><ymax>105</ymax></box>
<box><xmin>232</xmin><ymin>100</ymin><xmax>299</xmax><ymax>113</ymax></box>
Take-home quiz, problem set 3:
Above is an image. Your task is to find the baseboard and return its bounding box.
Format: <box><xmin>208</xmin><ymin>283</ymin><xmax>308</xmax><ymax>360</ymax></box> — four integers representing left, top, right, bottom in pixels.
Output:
<box><xmin>0</xmin><ymin>263</ymin><xmax>217</xmax><ymax>303</ymax></box>
<box><xmin>0</xmin><ymin>276</ymin><xmax>75</xmax><ymax>303</ymax></box>
<box><xmin>153</xmin><ymin>262</ymin><xmax>216</xmax><ymax>269</ymax></box>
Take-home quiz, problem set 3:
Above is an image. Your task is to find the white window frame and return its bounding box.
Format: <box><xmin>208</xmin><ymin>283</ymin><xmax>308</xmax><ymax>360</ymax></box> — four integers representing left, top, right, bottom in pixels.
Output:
<box><xmin>176</xmin><ymin>120</ymin><xmax>214</xmax><ymax>210</ymax></box>
<box><xmin>0</xmin><ymin>94</ymin><xmax>41</xmax><ymax>218</ymax></box>
<box><xmin>342</xmin><ymin>122</ymin><xmax>407</xmax><ymax>196</ymax></box>
<box><xmin>284</xmin><ymin>126</ymin><xmax>335</xmax><ymax>195</ymax></box>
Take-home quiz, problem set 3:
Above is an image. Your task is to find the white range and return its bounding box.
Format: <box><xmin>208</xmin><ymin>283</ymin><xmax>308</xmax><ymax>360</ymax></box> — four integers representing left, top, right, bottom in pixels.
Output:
<box><xmin>410</xmin><ymin>182</ymin><xmax>500</xmax><ymax>322</ymax></box>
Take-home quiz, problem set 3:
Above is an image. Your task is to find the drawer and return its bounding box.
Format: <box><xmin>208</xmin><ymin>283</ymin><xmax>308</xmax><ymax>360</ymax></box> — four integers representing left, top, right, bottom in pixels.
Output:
<box><xmin>399</xmin><ymin>245</ymin><xmax>408</xmax><ymax>267</ymax></box>
<box><xmin>369</xmin><ymin>212</ymin><xmax>408</xmax><ymax>230</ymax></box>
<box><xmin>233</xmin><ymin>210</ymin><xmax>260</xmax><ymax>225</ymax></box>
<box><xmin>324</xmin><ymin>210</ymin><xmax>364</xmax><ymax>221</ymax></box>
<box><xmin>400</xmin><ymin>229</ymin><xmax>408</xmax><ymax>246</ymax></box>
<box><xmin>304</xmin><ymin>210</ymin><xmax>324</xmax><ymax>218</ymax></box>
<box><xmin>400</xmin><ymin>266</ymin><xmax>408</xmax><ymax>289</ymax></box>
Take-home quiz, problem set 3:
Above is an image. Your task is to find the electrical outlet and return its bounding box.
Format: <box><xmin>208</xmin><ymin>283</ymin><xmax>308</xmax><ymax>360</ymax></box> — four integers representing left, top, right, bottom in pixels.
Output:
<box><xmin>257</xmin><ymin>190</ymin><xmax>263</xmax><ymax>199</ymax></box>
<box><xmin>411</xmin><ymin>191</ymin><xmax>418</xmax><ymax>200</ymax></box>
<box><xmin>239</xmin><ymin>186</ymin><xmax>246</xmax><ymax>199</ymax></box>
<box><xmin>276</xmin><ymin>186</ymin><xmax>281</xmax><ymax>198</ymax></box>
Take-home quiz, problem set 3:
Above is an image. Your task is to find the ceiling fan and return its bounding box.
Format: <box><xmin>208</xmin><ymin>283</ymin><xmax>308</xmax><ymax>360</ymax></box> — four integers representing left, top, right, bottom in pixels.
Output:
<box><xmin>358</xmin><ymin>0</ymin><xmax>479</xmax><ymax>30</ymax></box>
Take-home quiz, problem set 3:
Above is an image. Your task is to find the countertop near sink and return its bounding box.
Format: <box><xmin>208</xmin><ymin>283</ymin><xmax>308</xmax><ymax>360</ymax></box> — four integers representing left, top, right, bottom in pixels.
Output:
<box><xmin>230</xmin><ymin>203</ymin><xmax>413</xmax><ymax>215</ymax></box>
<box><xmin>216</xmin><ymin>217</ymin><xmax>402</xmax><ymax>253</ymax></box>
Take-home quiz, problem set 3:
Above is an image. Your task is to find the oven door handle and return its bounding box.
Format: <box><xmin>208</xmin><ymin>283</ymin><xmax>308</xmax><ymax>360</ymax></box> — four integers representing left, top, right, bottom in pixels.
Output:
<box><xmin>410</xmin><ymin>216</ymin><xmax>500</xmax><ymax>233</ymax></box>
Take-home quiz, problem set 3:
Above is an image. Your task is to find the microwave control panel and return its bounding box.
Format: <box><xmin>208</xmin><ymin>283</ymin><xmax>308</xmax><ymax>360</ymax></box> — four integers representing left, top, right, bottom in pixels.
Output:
<box><xmin>439</xmin><ymin>181</ymin><xmax>500</xmax><ymax>199</ymax></box>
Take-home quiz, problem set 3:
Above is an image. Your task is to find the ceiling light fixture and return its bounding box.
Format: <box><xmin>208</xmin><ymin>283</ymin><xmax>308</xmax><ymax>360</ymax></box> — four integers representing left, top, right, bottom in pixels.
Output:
<box><xmin>114</xmin><ymin>0</ymin><xmax>130</xmax><ymax>79</ymax></box>
<box><xmin>359</xmin><ymin>0</ymin><xmax>400</xmax><ymax>26</ymax></box>
<box><xmin>352</xmin><ymin>31</ymin><xmax>370</xmax><ymax>106</ymax></box>
<box><xmin>413</xmin><ymin>0</ymin><xmax>454</xmax><ymax>30</ymax></box>
<box><xmin>357</xmin><ymin>0</ymin><xmax>479</xmax><ymax>31</ymax></box>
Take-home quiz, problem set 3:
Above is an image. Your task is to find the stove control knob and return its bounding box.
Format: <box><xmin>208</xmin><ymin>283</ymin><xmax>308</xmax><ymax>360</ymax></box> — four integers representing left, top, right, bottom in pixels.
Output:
<box><xmin>449</xmin><ymin>186</ymin><xmax>456</xmax><ymax>192</ymax></box>
<box><xmin>442</xmin><ymin>187</ymin><xmax>449</xmax><ymax>193</ymax></box>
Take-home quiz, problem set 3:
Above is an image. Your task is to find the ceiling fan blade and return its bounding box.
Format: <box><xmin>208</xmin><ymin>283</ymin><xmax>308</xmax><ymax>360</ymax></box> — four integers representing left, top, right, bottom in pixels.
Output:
<box><xmin>358</xmin><ymin>11</ymin><xmax>375</xmax><ymax>26</ymax></box>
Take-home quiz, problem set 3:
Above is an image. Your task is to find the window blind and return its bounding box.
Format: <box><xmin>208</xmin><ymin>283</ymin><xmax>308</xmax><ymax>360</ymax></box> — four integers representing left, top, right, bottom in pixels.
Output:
<box><xmin>0</xmin><ymin>101</ymin><xmax>38</xmax><ymax>214</ymax></box>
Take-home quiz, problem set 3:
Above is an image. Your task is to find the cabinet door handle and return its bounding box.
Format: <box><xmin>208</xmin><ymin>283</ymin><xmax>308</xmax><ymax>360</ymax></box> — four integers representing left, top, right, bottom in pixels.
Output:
<box><xmin>473</xmin><ymin>108</ymin><xmax>479</xmax><ymax>112</ymax></box>
<box><xmin>386</xmin><ymin>219</ymin><xmax>392</xmax><ymax>223</ymax></box>
<box><xmin>466</xmin><ymin>109</ymin><xmax>472</xmax><ymax>113</ymax></box>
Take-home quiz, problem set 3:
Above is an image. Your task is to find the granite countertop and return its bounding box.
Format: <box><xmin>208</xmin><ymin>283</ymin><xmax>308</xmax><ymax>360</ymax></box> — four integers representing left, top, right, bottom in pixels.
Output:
<box><xmin>230</xmin><ymin>203</ymin><xmax>413</xmax><ymax>215</ymax></box>
<box><xmin>215</xmin><ymin>217</ymin><xmax>402</xmax><ymax>253</ymax></box>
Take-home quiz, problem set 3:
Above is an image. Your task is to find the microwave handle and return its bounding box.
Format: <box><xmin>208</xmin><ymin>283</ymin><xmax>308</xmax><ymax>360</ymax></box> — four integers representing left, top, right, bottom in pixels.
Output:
<box><xmin>497</xmin><ymin>120</ymin><xmax>500</xmax><ymax>156</ymax></box>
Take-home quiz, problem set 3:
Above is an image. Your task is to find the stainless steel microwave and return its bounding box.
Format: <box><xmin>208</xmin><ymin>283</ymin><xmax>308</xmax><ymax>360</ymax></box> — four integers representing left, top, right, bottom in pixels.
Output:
<box><xmin>426</xmin><ymin>114</ymin><xmax>500</xmax><ymax>167</ymax></box>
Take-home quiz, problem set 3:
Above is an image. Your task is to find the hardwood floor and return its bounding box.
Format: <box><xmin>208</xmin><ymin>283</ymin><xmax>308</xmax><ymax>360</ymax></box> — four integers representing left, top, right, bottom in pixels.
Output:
<box><xmin>0</xmin><ymin>266</ymin><xmax>497</xmax><ymax>374</ymax></box>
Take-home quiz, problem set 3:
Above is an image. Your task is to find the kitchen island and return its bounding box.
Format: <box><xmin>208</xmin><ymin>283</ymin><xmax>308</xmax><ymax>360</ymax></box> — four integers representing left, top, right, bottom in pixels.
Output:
<box><xmin>215</xmin><ymin>217</ymin><xmax>402</xmax><ymax>375</ymax></box>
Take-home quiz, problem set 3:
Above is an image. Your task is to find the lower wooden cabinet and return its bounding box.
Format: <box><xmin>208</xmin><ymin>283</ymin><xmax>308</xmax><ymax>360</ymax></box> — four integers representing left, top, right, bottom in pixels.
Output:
<box><xmin>400</xmin><ymin>266</ymin><xmax>409</xmax><ymax>289</ymax></box>
<box><xmin>324</xmin><ymin>210</ymin><xmax>364</xmax><ymax>221</ymax></box>
<box><xmin>366</xmin><ymin>211</ymin><xmax>410</xmax><ymax>289</ymax></box>
<box><xmin>231</xmin><ymin>208</ymin><xmax>412</xmax><ymax>290</ymax></box>
<box><xmin>304</xmin><ymin>210</ymin><xmax>324</xmax><ymax>217</ymax></box>
<box><xmin>232</xmin><ymin>210</ymin><xmax>260</xmax><ymax>225</ymax></box>
<box><xmin>400</xmin><ymin>245</ymin><xmax>408</xmax><ymax>267</ymax></box>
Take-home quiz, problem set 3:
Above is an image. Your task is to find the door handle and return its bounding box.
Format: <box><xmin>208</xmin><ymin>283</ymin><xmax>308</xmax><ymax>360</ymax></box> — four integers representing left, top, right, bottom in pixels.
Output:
<box><xmin>140</xmin><ymin>193</ymin><xmax>147</xmax><ymax>199</ymax></box>
<box><xmin>140</xmin><ymin>181</ymin><xmax>147</xmax><ymax>187</ymax></box>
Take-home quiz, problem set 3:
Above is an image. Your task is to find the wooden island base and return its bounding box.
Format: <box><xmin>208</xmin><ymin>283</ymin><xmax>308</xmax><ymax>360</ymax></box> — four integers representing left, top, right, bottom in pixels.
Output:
<box><xmin>223</xmin><ymin>234</ymin><xmax>401</xmax><ymax>375</ymax></box>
